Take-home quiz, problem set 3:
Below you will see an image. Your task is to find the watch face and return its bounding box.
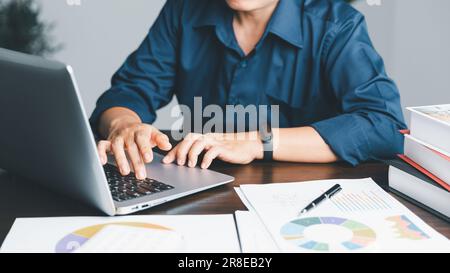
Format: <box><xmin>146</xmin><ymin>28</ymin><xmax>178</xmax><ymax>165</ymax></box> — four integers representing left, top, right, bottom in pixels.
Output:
<box><xmin>261</xmin><ymin>133</ymin><xmax>273</xmax><ymax>143</ymax></box>
<box><xmin>259</xmin><ymin>123</ymin><xmax>273</xmax><ymax>143</ymax></box>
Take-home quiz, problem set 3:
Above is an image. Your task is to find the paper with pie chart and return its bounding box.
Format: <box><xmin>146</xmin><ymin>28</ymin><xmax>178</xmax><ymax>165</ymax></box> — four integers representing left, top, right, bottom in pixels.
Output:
<box><xmin>58</xmin><ymin>222</ymin><xmax>185</xmax><ymax>253</ymax></box>
<box><xmin>239</xmin><ymin>178</ymin><xmax>450</xmax><ymax>252</ymax></box>
<box><xmin>0</xmin><ymin>215</ymin><xmax>240</xmax><ymax>253</ymax></box>
<box><xmin>280</xmin><ymin>216</ymin><xmax>377</xmax><ymax>252</ymax></box>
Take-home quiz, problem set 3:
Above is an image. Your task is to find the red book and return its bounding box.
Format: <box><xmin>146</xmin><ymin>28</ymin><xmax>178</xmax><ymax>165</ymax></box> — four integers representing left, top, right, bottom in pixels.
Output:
<box><xmin>398</xmin><ymin>154</ymin><xmax>450</xmax><ymax>192</ymax></box>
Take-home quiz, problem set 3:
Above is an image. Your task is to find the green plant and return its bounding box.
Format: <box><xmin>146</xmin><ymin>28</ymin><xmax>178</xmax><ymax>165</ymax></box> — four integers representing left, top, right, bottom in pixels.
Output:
<box><xmin>0</xmin><ymin>0</ymin><xmax>61</xmax><ymax>56</ymax></box>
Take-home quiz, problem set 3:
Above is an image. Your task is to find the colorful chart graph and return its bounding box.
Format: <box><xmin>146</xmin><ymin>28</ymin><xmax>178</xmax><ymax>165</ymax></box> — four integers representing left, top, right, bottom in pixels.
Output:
<box><xmin>55</xmin><ymin>222</ymin><xmax>171</xmax><ymax>253</ymax></box>
<box><xmin>330</xmin><ymin>190</ymin><xmax>393</xmax><ymax>212</ymax></box>
<box><xmin>386</xmin><ymin>215</ymin><xmax>430</xmax><ymax>240</ymax></box>
<box><xmin>280</xmin><ymin>217</ymin><xmax>376</xmax><ymax>252</ymax></box>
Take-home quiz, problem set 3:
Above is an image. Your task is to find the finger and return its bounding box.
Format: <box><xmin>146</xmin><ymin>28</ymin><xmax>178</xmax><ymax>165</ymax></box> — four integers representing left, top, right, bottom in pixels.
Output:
<box><xmin>151</xmin><ymin>131</ymin><xmax>172</xmax><ymax>151</ymax></box>
<box><xmin>175</xmin><ymin>134</ymin><xmax>202</xmax><ymax>166</ymax></box>
<box><xmin>125</xmin><ymin>139</ymin><xmax>147</xmax><ymax>180</ymax></box>
<box><xmin>187</xmin><ymin>138</ymin><xmax>212</xmax><ymax>168</ymax></box>
<box><xmin>97</xmin><ymin>140</ymin><xmax>111</xmax><ymax>165</ymax></box>
<box><xmin>201</xmin><ymin>146</ymin><xmax>223</xmax><ymax>169</ymax></box>
<box><xmin>162</xmin><ymin>145</ymin><xmax>178</xmax><ymax>164</ymax></box>
<box><xmin>135</xmin><ymin>132</ymin><xmax>153</xmax><ymax>163</ymax></box>
<box><xmin>111</xmin><ymin>137</ymin><xmax>130</xmax><ymax>175</ymax></box>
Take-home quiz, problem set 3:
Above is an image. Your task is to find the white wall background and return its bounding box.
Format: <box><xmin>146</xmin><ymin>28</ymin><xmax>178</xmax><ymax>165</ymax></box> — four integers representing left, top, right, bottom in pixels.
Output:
<box><xmin>38</xmin><ymin>0</ymin><xmax>450</xmax><ymax>128</ymax></box>
<box><xmin>355</xmin><ymin>0</ymin><xmax>450</xmax><ymax>122</ymax></box>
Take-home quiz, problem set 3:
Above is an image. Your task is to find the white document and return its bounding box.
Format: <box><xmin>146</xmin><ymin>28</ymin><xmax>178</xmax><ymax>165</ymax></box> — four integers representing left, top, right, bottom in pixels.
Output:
<box><xmin>0</xmin><ymin>215</ymin><xmax>240</xmax><ymax>253</ymax></box>
<box><xmin>235</xmin><ymin>211</ymin><xmax>278</xmax><ymax>253</ymax></box>
<box><xmin>234</xmin><ymin>187</ymin><xmax>255</xmax><ymax>211</ymax></box>
<box><xmin>74</xmin><ymin>225</ymin><xmax>184</xmax><ymax>253</ymax></box>
<box><xmin>238</xmin><ymin>178</ymin><xmax>450</xmax><ymax>253</ymax></box>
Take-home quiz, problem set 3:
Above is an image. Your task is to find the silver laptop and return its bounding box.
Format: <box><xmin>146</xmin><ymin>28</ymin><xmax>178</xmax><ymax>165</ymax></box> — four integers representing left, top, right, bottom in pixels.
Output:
<box><xmin>0</xmin><ymin>48</ymin><xmax>234</xmax><ymax>216</ymax></box>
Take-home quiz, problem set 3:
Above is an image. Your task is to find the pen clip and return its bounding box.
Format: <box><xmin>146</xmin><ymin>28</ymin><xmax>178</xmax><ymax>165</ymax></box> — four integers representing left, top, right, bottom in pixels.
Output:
<box><xmin>327</xmin><ymin>186</ymin><xmax>342</xmax><ymax>198</ymax></box>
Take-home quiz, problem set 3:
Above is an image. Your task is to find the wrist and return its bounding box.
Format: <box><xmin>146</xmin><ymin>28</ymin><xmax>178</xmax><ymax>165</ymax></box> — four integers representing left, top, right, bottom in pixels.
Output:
<box><xmin>258</xmin><ymin>122</ymin><xmax>274</xmax><ymax>161</ymax></box>
<box><xmin>100</xmin><ymin>107</ymin><xmax>142</xmax><ymax>138</ymax></box>
<box><xmin>248</xmin><ymin>131</ymin><xmax>264</xmax><ymax>160</ymax></box>
<box><xmin>109</xmin><ymin>115</ymin><xmax>139</xmax><ymax>131</ymax></box>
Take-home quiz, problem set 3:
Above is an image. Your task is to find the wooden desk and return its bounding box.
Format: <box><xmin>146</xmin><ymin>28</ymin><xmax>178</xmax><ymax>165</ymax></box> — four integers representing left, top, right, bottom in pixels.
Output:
<box><xmin>0</xmin><ymin>160</ymin><xmax>449</xmax><ymax>245</ymax></box>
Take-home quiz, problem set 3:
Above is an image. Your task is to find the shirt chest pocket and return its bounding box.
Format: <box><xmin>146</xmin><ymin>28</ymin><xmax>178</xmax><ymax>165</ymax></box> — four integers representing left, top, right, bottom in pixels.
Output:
<box><xmin>259</xmin><ymin>54</ymin><xmax>331</xmax><ymax>125</ymax></box>
<box><xmin>257</xmin><ymin>48</ymin><xmax>317</xmax><ymax>110</ymax></box>
<box><xmin>261</xmin><ymin>62</ymin><xmax>305</xmax><ymax>110</ymax></box>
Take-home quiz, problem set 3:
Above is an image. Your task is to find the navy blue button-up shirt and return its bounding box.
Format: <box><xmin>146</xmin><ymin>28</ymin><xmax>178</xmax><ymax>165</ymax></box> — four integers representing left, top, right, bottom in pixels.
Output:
<box><xmin>90</xmin><ymin>0</ymin><xmax>406</xmax><ymax>166</ymax></box>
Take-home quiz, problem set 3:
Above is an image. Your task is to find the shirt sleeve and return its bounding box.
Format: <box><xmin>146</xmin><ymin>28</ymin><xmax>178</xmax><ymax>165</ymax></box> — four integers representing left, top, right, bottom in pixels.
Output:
<box><xmin>311</xmin><ymin>14</ymin><xmax>406</xmax><ymax>166</ymax></box>
<box><xmin>89</xmin><ymin>0</ymin><xmax>182</xmax><ymax>136</ymax></box>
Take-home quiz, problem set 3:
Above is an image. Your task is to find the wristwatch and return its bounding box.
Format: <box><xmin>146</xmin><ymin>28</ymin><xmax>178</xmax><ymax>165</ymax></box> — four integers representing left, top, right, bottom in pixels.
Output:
<box><xmin>259</xmin><ymin>121</ymin><xmax>273</xmax><ymax>162</ymax></box>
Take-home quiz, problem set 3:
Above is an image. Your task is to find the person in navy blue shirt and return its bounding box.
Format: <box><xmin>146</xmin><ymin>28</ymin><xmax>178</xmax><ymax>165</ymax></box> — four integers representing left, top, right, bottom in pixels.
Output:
<box><xmin>91</xmin><ymin>0</ymin><xmax>406</xmax><ymax>180</ymax></box>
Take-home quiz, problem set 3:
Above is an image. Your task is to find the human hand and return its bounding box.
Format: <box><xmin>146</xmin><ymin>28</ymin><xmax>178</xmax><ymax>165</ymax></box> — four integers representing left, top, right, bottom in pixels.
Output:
<box><xmin>162</xmin><ymin>132</ymin><xmax>263</xmax><ymax>169</ymax></box>
<box><xmin>97</xmin><ymin>120</ymin><xmax>172</xmax><ymax>179</ymax></box>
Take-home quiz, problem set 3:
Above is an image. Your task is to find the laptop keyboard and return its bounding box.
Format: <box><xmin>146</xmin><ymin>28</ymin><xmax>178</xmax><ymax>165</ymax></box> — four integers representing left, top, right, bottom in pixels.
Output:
<box><xmin>104</xmin><ymin>164</ymin><xmax>175</xmax><ymax>202</ymax></box>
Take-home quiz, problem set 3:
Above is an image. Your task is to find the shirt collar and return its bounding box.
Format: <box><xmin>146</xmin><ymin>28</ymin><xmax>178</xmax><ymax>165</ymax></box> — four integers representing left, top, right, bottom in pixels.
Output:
<box><xmin>193</xmin><ymin>0</ymin><xmax>304</xmax><ymax>49</ymax></box>
<box><xmin>267</xmin><ymin>0</ymin><xmax>303</xmax><ymax>48</ymax></box>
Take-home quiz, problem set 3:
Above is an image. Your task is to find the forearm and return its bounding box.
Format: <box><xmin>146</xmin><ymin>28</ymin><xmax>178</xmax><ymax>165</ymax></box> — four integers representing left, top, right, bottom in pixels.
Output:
<box><xmin>273</xmin><ymin>127</ymin><xmax>338</xmax><ymax>163</ymax></box>
<box><xmin>98</xmin><ymin>107</ymin><xmax>142</xmax><ymax>139</ymax></box>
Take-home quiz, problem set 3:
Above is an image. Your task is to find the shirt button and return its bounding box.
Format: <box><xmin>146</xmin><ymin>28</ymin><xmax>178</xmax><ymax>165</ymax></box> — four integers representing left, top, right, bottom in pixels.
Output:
<box><xmin>240</xmin><ymin>60</ymin><xmax>248</xmax><ymax>68</ymax></box>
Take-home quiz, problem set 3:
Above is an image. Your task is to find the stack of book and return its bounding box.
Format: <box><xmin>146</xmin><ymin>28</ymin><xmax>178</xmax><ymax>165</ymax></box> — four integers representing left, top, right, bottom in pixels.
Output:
<box><xmin>388</xmin><ymin>104</ymin><xmax>450</xmax><ymax>222</ymax></box>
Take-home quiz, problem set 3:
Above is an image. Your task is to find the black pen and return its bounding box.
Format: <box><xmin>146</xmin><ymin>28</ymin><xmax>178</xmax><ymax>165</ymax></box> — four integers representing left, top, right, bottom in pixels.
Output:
<box><xmin>298</xmin><ymin>184</ymin><xmax>342</xmax><ymax>216</ymax></box>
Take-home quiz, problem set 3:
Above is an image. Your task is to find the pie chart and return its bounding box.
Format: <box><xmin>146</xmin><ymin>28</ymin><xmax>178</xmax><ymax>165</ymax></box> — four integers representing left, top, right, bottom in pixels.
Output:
<box><xmin>55</xmin><ymin>222</ymin><xmax>171</xmax><ymax>253</ymax></box>
<box><xmin>280</xmin><ymin>217</ymin><xmax>376</xmax><ymax>252</ymax></box>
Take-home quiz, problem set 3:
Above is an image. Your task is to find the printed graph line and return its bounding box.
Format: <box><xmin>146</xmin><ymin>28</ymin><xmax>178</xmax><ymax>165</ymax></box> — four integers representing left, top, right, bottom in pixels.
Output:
<box><xmin>362</xmin><ymin>192</ymin><xmax>384</xmax><ymax>210</ymax></box>
<box><xmin>331</xmin><ymin>190</ymin><xmax>392</xmax><ymax>213</ymax></box>
<box><xmin>351</xmin><ymin>193</ymin><xmax>373</xmax><ymax>210</ymax></box>
<box><xmin>368</xmin><ymin>191</ymin><xmax>392</xmax><ymax>209</ymax></box>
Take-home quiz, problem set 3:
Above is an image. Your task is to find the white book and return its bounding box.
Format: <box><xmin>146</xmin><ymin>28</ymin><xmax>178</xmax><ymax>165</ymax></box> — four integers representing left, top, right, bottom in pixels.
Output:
<box><xmin>389</xmin><ymin>165</ymin><xmax>450</xmax><ymax>220</ymax></box>
<box><xmin>407</xmin><ymin>104</ymin><xmax>450</xmax><ymax>154</ymax></box>
<box><xmin>404</xmin><ymin>134</ymin><xmax>450</xmax><ymax>187</ymax></box>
